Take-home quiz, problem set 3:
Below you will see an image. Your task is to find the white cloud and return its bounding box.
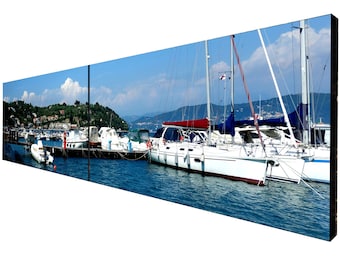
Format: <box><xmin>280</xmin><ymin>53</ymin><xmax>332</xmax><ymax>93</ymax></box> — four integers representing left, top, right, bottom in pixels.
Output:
<box><xmin>60</xmin><ymin>77</ymin><xmax>88</xmax><ymax>104</ymax></box>
<box><xmin>3</xmin><ymin>96</ymin><xmax>11</xmax><ymax>103</ymax></box>
<box><xmin>210</xmin><ymin>61</ymin><xmax>230</xmax><ymax>79</ymax></box>
<box><xmin>13</xmin><ymin>77</ymin><xmax>88</xmax><ymax>107</ymax></box>
<box><xmin>21</xmin><ymin>90</ymin><xmax>36</xmax><ymax>103</ymax></box>
<box><xmin>113</xmin><ymin>88</ymin><xmax>140</xmax><ymax>106</ymax></box>
<box><xmin>90</xmin><ymin>70</ymin><xmax>205</xmax><ymax>116</ymax></box>
<box><xmin>229</xmin><ymin>24</ymin><xmax>331</xmax><ymax>103</ymax></box>
<box><xmin>91</xmin><ymin>86</ymin><xmax>113</xmax><ymax>106</ymax></box>
<box><xmin>93</xmin><ymin>73</ymin><xmax>183</xmax><ymax>115</ymax></box>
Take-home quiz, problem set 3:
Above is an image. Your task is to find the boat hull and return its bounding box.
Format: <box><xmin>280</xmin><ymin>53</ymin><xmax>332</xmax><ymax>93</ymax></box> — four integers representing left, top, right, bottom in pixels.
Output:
<box><xmin>149</xmin><ymin>142</ymin><xmax>268</xmax><ymax>185</ymax></box>
<box><xmin>302</xmin><ymin>159</ymin><xmax>330</xmax><ymax>183</ymax></box>
<box><xmin>31</xmin><ymin>143</ymin><xmax>54</xmax><ymax>165</ymax></box>
<box><xmin>65</xmin><ymin>141</ymin><xmax>87</xmax><ymax>149</ymax></box>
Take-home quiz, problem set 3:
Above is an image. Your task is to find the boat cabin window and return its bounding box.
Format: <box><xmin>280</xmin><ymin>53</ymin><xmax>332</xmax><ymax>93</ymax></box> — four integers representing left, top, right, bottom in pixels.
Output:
<box><xmin>154</xmin><ymin>127</ymin><xmax>165</xmax><ymax>138</ymax></box>
<box><xmin>163</xmin><ymin>127</ymin><xmax>182</xmax><ymax>141</ymax></box>
<box><xmin>311</xmin><ymin>128</ymin><xmax>328</xmax><ymax>145</ymax></box>
<box><xmin>138</xmin><ymin>130</ymin><xmax>150</xmax><ymax>142</ymax></box>
<box><xmin>239</xmin><ymin>131</ymin><xmax>259</xmax><ymax>143</ymax></box>
<box><xmin>187</xmin><ymin>130</ymin><xmax>206</xmax><ymax>143</ymax></box>
<box><xmin>261</xmin><ymin>129</ymin><xmax>281</xmax><ymax>140</ymax></box>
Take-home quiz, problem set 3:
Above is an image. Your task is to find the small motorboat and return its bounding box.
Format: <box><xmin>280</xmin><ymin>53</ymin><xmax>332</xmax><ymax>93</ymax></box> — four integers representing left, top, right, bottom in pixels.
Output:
<box><xmin>62</xmin><ymin>129</ymin><xmax>88</xmax><ymax>149</ymax></box>
<box><xmin>31</xmin><ymin>140</ymin><xmax>54</xmax><ymax>165</ymax></box>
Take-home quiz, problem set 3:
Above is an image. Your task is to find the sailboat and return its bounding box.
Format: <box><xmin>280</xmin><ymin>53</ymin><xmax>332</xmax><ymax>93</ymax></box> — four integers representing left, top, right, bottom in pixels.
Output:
<box><xmin>213</xmin><ymin>20</ymin><xmax>331</xmax><ymax>184</ymax></box>
<box><xmin>214</xmin><ymin>33</ymin><xmax>306</xmax><ymax>184</ymax></box>
<box><xmin>253</xmin><ymin>20</ymin><xmax>330</xmax><ymax>184</ymax></box>
<box><xmin>148</xmin><ymin>40</ymin><xmax>291</xmax><ymax>186</ymax></box>
<box><xmin>294</xmin><ymin>20</ymin><xmax>330</xmax><ymax>183</ymax></box>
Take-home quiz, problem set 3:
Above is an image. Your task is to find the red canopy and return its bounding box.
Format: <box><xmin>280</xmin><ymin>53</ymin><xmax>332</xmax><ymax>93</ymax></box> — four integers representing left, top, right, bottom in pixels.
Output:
<box><xmin>163</xmin><ymin>118</ymin><xmax>209</xmax><ymax>129</ymax></box>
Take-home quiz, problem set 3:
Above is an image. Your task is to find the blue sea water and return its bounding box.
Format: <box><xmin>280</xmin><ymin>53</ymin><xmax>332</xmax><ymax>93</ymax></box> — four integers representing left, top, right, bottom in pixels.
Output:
<box><xmin>4</xmin><ymin>141</ymin><xmax>330</xmax><ymax>240</ymax></box>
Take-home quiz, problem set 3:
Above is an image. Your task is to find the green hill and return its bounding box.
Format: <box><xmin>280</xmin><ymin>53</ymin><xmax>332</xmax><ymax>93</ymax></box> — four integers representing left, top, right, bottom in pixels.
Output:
<box><xmin>3</xmin><ymin>100</ymin><xmax>129</xmax><ymax>130</ymax></box>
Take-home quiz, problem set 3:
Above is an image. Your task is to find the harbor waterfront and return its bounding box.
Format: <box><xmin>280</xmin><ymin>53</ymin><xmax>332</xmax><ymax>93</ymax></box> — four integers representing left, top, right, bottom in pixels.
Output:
<box><xmin>2</xmin><ymin>14</ymin><xmax>336</xmax><ymax>242</ymax></box>
<box><xmin>3</xmin><ymin>138</ymin><xmax>330</xmax><ymax>240</ymax></box>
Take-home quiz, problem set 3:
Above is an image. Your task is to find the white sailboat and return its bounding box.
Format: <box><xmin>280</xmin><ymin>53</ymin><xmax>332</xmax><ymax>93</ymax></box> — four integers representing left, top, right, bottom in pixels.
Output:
<box><xmin>296</xmin><ymin>20</ymin><xmax>330</xmax><ymax>183</ymax></box>
<box><xmin>212</xmin><ymin>23</ymin><xmax>330</xmax><ymax>184</ymax></box>
<box><xmin>149</xmin><ymin>119</ymin><xmax>272</xmax><ymax>185</ymax></box>
<box><xmin>148</xmin><ymin>40</ymin><xmax>283</xmax><ymax>186</ymax></box>
<box><xmin>219</xmin><ymin>33</ymin><xmax>306</xmax><ymax>184</ymax></box>
<box><xmin>255</xmin><ymin>20</ymin><xmax>330</xmax><ymax>183</ymax></box>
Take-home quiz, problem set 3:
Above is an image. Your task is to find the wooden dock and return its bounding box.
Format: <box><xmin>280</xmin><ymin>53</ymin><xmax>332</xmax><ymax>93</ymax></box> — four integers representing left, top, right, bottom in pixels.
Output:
<box><xmin>47</xmin><ymin>146</ymin><xmax>149</xmax><ymax>160</ymax></box>
<box><xmin>4</xmin><ymin>133</ymin><xmax>149</xmax><ymax>161</ymax></box>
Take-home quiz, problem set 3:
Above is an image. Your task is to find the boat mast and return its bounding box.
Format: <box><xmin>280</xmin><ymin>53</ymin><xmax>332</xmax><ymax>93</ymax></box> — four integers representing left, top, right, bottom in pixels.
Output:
<box><xmin>300</xmin><ymin>19</ymin><xmax>310</xmax><ymax>145</ymax></box>
<box><xmin>205</xmin><ymin>40</ymin><xmax>212</xmax><ymax>144</ymax></box>
<box><xmin>230</xmin><ymin>36</ymin><xmax>235</xmax><ymax>143</ymax></box>
<box><xmin>257</xmin><ymin>29</ymin><xmax>297</xmax><ymax>147</ymax></box>
<box><xmin>230</xmin><ymin>35</ymin><xmax>266</xmax><ymax>154</ymax></box>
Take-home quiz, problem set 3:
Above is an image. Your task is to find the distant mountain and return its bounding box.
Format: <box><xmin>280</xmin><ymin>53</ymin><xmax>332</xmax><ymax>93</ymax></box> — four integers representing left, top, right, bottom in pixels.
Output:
<box><xmin>128</xmin><ymin>93</ymin><xmax>331</xmax><ymax>131</ymax></box>
<box><xmin>122</xmin><ymin>111</ymin><xmax>163</xmax><ymax>124</ymax></box>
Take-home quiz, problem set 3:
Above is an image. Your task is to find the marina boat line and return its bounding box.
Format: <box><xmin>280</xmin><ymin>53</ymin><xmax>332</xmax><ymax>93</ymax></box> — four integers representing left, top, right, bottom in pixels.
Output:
<box><xmin>99</xmin><ymin>127</ymin><xmax>150</xmax><ymax>152</ymax></box>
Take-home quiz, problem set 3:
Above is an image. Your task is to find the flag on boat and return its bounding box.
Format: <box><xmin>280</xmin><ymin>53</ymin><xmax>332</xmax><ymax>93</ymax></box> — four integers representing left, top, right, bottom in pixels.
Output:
<box><xmin>219</xmin><ymin>74</ymin><xmax>226</xmax><ymax>80</ymax></box>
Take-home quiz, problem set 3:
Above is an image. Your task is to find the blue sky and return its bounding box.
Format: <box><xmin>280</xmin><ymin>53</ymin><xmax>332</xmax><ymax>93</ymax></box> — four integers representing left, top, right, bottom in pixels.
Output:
<box><xmin>3</xmin><ymin>14</ymin><xmax>331</xmax><ymax>117</ymax></box>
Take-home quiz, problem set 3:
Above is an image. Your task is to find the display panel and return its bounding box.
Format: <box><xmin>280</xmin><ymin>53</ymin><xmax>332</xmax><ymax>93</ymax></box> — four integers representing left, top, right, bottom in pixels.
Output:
<box><xmin>2</xmin><ymin>14</ymin><xmax>337</xmax><ymax>241</ymax></box>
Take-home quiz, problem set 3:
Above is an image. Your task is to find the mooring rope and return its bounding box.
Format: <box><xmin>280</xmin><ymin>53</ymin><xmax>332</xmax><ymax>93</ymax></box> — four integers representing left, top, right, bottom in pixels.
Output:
<box><xmin>117</xmin><ymin>150</ymin><xmax>149</xmax><ymax>161</ymax></box>
<box><xmin>271</xmin><ymin>158</ymin><xmax>325</xmax><ymax>199</ymax></box>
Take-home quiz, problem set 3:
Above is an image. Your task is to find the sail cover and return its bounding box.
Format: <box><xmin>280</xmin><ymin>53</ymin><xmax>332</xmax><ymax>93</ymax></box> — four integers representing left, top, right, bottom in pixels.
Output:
<box><xmin>163</xmin><ymin>118</ymin><xmax>209</xmax><ymax>129</ymax></box>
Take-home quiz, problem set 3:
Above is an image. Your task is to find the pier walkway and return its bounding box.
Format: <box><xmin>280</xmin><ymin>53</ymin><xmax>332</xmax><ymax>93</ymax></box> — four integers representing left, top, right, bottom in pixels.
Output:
<box><xmin>3</xmin><ymin>131</ymin><xmax>148</xmax><ymax>161</ymax></box>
